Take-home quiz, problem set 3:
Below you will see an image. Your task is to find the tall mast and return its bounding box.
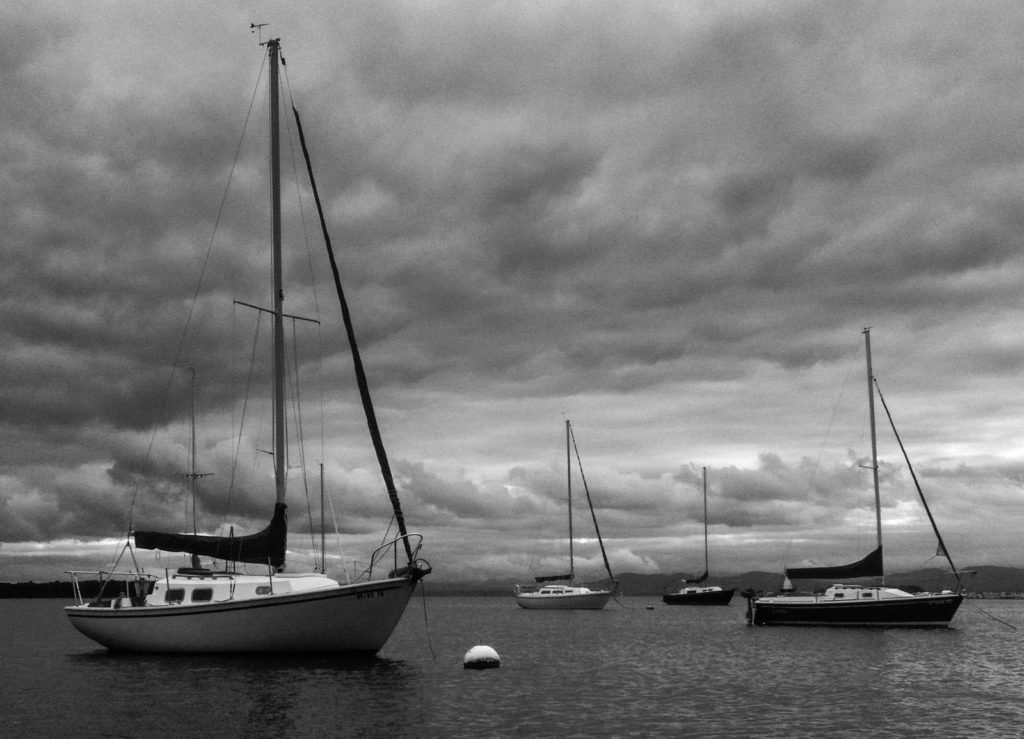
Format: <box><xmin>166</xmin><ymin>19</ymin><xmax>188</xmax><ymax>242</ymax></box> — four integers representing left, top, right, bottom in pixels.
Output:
<box><xmin>189</xmin><ymin>366</ymin><xmax>199</xmax><ymax>535</ymax></box>
<box><xmin>320</xmin><ymin>463</ymin><xmax>326</xmax><ymax>574</ymax></box>
<box><xmin>566</xmin><ymin>419</ymin><xmax>574</xmax><ymax>580</ymax></box>
<box><xmin>181</xmin><ymin>366</ymin><xmax>211</xmax><ymax>535</ymax></box>
<box><xmin>269</xmin><ymin>39</ymin><xmax>286</xmax><ymax>506</ymax></box>
<box><xmin>702</xmin><ymin>466</ymin><xmax>709</xmax><ymax>576</ymax></box>
<box><xmin>864</xmin><ymin>328</ymin><xmax>883</xmax><ymax>566</ymax></box>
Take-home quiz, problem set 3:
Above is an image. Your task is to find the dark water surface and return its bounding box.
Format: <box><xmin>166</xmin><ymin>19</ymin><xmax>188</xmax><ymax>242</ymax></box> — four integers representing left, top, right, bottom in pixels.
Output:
<box><xmin>3</xmin><ymin>595</ymin><xmax>1023</xmax><ymax>737</ymax></box>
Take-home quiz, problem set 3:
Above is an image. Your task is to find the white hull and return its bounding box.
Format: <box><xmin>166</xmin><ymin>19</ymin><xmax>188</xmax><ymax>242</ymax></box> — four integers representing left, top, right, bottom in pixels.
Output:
<box><xmin>66</xmin><ymin>574</ymin><xmax>418</xmax><ymax>653</ymax></box>
<box><xmin>65</xmin><ymin>41</ymin><xmax>431</xmax><ymax>656</ymax></box>
<box><xmin>514</xmin><ymin>584</ymin><xmax>612</xmax><ymax>610</ymax></box>
<box><xmin>514</xmin><ymin>422</ymin><xmax>618</xmax><ymax>612</ymax></box>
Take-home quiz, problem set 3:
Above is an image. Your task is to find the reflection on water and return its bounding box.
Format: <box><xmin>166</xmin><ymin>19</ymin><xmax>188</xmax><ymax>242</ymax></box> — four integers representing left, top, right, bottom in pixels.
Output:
<box><xmin>65</xmin><ymin>651</ymin><xmax>420</xmax><ymax>736</ymax></box>
<box><xmin>3</xmin><ymin>597</ymin><xmax>1024</xmax><ymax>736</ymax></box>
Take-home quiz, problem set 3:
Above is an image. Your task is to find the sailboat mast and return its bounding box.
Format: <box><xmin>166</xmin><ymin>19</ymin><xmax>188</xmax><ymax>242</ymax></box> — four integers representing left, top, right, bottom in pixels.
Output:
<box><xmin>320</xmin><ymin>463</ymin><xmax>326</xmax><ymax>574</ymax></box>
<box><xmin>864</xmin><ymin>328</ymin><xmax>883</xmax><ymax>558</ymax></box>
<box><xmin>566</xmin><ymin>419</ymin><xmax>574</xmax><ymax>579</ymax></box>
<box><xmin>702</xmin><ymin>466</ymin><xmax>709</xmax><ymax>576</ymax></box>
<box><xmin>189</xmin><ymin>366</ymin><xmax>198</xmax><ymax>535</ymax></box>
<box><xmin>268</xmin><ymin>39</ymin><xmax>286</xmax><ymax>506</ymax></box>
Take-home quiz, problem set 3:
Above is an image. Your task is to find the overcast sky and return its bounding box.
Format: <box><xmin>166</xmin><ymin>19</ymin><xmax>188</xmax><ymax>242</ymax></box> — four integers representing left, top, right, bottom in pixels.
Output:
<box><xmin>3</xmin><ymin>1</ymin><xmax>1024</xmax><ymax>585</ymax></box>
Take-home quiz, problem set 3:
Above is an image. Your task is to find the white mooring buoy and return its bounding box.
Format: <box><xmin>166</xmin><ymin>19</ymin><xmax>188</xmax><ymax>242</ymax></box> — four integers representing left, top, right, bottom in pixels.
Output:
<box><xmin>463</xmin><ymin>645</ymin><xmax>500</xmax><ymax>670</ymax></box>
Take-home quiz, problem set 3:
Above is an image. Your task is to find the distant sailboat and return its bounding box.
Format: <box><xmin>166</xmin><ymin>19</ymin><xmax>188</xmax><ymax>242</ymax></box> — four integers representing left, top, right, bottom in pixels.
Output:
<box><xmin>65</xmin><ymin>37</ymin><xmax>430</xmax><ymax>653</ymax></box>
<box><xmin>751</xmin><ymin>329</ymin><xmax>962</xmax><ymax>627</ymax></box>
<box><xmin>663</xmin><ymin>467</ymin><xmax>734</xmax><ymax>606</ymax></box>
<box><xmin>515</xmin><ymin>420</ymin><xmax>617</xmax><ymax>610</ymax></box>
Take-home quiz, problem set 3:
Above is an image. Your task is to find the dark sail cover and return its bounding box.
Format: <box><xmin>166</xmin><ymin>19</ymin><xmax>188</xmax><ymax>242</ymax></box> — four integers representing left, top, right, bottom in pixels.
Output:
<box><xmin>685</xmin><ymin>570</ymin><xmax>709</xmax><ymax>584</ymax></box>
<box><xmin>535</xmin><ymin>573</ymin><xmax>573</xmax><ymax>583</ymax></box>
<box><xmin>785</xmin><ymin>546</ymin><xmax>883</xmax><ymax>580</ymax></box>
<box><xmin>134</xmin><ymin>503</ymin><xmax>288</xmax><ymax>569</ymax></box>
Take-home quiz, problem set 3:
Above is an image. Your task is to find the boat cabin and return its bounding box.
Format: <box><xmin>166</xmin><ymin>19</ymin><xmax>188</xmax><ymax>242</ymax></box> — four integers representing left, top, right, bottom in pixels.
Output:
<box><xmin>146</xmin><ymin>572</ymin><xmax>286</xmax><ymax>606</ymax></box>
<box><xmin>817</xmin><ymin>584</ymin><xmax>954</xmax><ymax>601</ymax></box>
<box><xmin>537</xmin><ymin>584</ymin><xmax>592</xmax><ymax>595</ymax></box>
<box><xmin>674</xmin><ymin>585</ymin><xmax>724</xmax><ymax>595</ymax></box>
<box><xmin>81</xmin><ymin>569</ymin><xmax>344</xmax><ymax>610</ymax></box>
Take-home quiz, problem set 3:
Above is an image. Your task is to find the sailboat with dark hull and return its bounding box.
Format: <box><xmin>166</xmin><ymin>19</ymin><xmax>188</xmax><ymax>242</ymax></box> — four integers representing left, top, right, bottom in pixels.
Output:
<box><xmin>515</xmin><ymin>421</ymin><xmax>617</xmax><ymax>610</ymax></box>
<box><xmin>65</xmin><ymin>37</ymin><xmax>430</xmax><ymax>653</ymax></box>
<box><xmin>663</xmin><ymin>467</ymin><xmax>734</xmax><ymax>606</ymax></box>
<box><xmin>751</xmin><ymin>329</ymin><xmax>962</xmax><ymax>628</ymax></box>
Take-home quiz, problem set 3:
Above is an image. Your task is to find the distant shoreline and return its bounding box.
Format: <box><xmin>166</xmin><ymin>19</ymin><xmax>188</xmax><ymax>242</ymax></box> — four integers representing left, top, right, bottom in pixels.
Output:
<box><xmin>4</xmin><ymin>565</ymin><xmax>1023</xmax><ymax>599</ymax></box>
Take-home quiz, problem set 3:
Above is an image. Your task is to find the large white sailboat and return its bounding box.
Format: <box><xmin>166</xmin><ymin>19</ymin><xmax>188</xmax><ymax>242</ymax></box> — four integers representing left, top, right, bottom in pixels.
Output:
<box><xmin>515</xmin><ymin>420</ymin><xmax>617</xmax><ymax>610</ymax></box>
<box><xmin>750</xmin><ymin>329</ymin><xmax>961</xmax><ymax>628</ymax></box>
<box><xmin>65</xmin><ymin>37</ymin><xmax>430</xmax><ymax>653</ymax></box>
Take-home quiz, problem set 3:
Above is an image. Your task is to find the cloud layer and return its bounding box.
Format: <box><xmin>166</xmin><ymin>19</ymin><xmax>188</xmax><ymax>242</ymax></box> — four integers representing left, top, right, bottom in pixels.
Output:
<box><xmin>3</xmin><ymin>1</ymin><xmax>1024</xmax><ymax>583</ymax></box>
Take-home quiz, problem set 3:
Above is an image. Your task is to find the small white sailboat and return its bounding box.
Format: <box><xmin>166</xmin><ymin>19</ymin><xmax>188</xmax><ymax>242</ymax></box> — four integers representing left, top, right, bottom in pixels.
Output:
<box><xmin>663</xmin><ymin>467</ymin><xmax>734</xmax><ymax>606</ymax></box>
<box><xmin>515</xmin><ymin>420</ymin><xmax>617</xmax><ymax>610</ymax></box>
<box><xmin>750</xmin><ymin>329</ymin><xmax>962</xmax><ymax>627</ymax></box>
<box><xmin>65</xmin><ymin>37</ymin><xmax>430</xmax><ymax>653</ymax></box>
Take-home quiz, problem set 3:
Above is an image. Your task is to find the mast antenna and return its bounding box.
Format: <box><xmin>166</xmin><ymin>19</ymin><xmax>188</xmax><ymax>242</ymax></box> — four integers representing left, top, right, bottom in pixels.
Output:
<box><xmin>250</xmin><ymin>22</ymin><xmax>268</xmax><ymax>44</ymax></box>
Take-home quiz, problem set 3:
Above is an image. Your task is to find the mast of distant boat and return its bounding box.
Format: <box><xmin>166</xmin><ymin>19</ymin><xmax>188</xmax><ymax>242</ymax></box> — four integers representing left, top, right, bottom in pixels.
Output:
<box><xmin>566</xmin><ymin>419</ymin><xmax>574</xmax><ymax>582</ymax></box>
<box><xmin>320</xmin><ymin>463</ymin><xmax>326</xmax><ymax>574</ymax></box>
<box><xmin>863</xmin><ymin>328</ymin><xmax>884</xmax><ymax>584</ymax></box>
<box><xmin>189</xmin><ymin>366</ymin><xmax>199</xmax><ymax>535</ymax></box>
<box><xmin>702</xmin><ymin>466</ymin><xmax>709</xmax><ymax>580</ymax></box>
<box><xmin>182</xmin><ymin>366</ymin><xmax>211</xmax><ymax>538</ymax></box>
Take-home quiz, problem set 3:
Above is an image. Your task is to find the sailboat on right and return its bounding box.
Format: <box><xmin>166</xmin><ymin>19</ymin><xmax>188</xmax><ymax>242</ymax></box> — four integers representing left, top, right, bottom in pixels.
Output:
<box><xmin>751</xmin><ymin>329</ymin><xmax>964</xmax><ymax>628</ymax></box>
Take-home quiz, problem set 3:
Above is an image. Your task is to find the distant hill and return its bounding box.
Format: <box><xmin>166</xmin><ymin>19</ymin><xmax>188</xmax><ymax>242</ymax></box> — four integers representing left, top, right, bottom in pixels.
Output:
<box><xmin>947</xmin><ymin>565</ymin><xmax>1024</xmax><ymax>594</ymax></box>
<box><xmin>4</xmin><ymin>566</ymin><xmax>1022</xmax><ymax>598</ymax></box>
<box><xmin>424</xmin><ymin>565</ymin><xmax>1023</xmax><ymax>597</ymax></box>
<box><xmin>0</xmin><ymin>580</ymin><xmax>126</xmax><ymax>599</ymax></box>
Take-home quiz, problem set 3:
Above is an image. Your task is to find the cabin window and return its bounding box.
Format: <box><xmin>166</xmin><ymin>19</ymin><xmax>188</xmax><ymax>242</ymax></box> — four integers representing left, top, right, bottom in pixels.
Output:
<box><xmin>862</xmin><ymin>592</ymin><xmax>873</xmax><ymax>599</ymax></box>
<box><xmin>255</xmin><ymin>586</ymin><xmax>272</xmax><ymax>595</ymax></box>
<box><xmin>191</xmin><ymin>588</ymin><xmax>213</xmax><ymax>602</ymax></box>
<box><xmin>165</xmin><ymin>588</ymin><xmax>185</xmax><ymax>604</ymax></box>
<box><xmin>834</xmin><ymin>592</ymin><xmax>844</xmax><ymax>598</ymax></box>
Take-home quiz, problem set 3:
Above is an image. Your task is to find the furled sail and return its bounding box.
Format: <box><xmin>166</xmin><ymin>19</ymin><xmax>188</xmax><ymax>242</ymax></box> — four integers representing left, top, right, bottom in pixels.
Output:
<box><xmin>785</xmin><ymin>546</ymin><xmax>883</xmax><ymax>580</ymax></box>
<box><xmin>535</xmin><ymin>573</ymin><xmax>573</xmax><ymax>583</ymax></box>
<box><xmin>134</xmin><ymin>503</ymin><xmax>288</xmax><ymax>570</ymax></box>
<box><xmin>686</xmin><ymin>570</ymin><xmax>709</xmax><ymax>584</ymax></box>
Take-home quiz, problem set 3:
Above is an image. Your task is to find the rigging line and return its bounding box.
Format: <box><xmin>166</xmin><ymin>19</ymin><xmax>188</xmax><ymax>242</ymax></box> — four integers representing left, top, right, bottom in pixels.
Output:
<box><xmin>289</xmin><ymin>317</ymin><xmax>320</xmax><ymax>565</ymax></box>
<box><xmin>568</xmin><ymin>424</ymin><xmax>615</xmax><ymax>583</ymax></box>
<box><xmin>779</xmin><ymin>333</ymin><xmax>863</xmax><ymax>570</ymax></box>
<box><xmin>225</xmin><ymin>311</ymin><xmax>264</xmax><ymax>523</ymax></box>
<box><xmin>127</xmin><ymin>52</ymin><xmax>267</xmax><ymax>531</ymax></box>
<box><xmin>873</xmin><ymin>378</ymin><xmax>963</xmax><ymax>592</ymax></box>
<box><xmin>279</xmin><ymin>75</ymin><xmax>328</xmax><ymax>400</ymax></box>
<box><xmin>325</xmin><ymin>488</ymin><xmax>350</xmax><ymax>584</ymax></box>
<box><xmin>280</xmin><ymin>56</ymin><xmax>328</xmax><ymax>467</ymax></box>
<box><xmin>101</xmin><ymin>537</ymin><xmax>130</xmax><ymax>581</ymax></box>
<box><xmin>417</xmin><ymin>579</ymin><xmax>437</xmax><ymax>659</ymax></box>
<box><xmin>817</xmin><ymin>334</ymin><xmax>865</xmax><ymax>472</ymax></box>
<box><xmin>368</xmin><ymin>517</ymin><xmax>399</xmax><ymax>577</ymax></box>
<box><xmin>93</xmin><ymin>543</ymin><xmax>129</xmax><ymax>603</ymax></box>
<box><xmin>281</xmin><ymin>59</ymin><xmax>324</xmax><ymax>323</ymax></box>
<box><xmin>291</xmin><ymin>103</ymin><xmax>415</xmax><ymax>564</ymax></box>
<box><xmin>964</xmin><ymin>598</ymin><xmax>1018</xmax><ymax>630</ymax></box>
